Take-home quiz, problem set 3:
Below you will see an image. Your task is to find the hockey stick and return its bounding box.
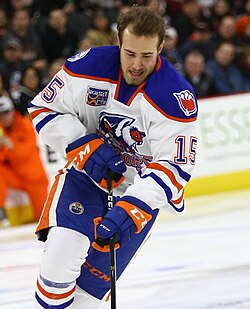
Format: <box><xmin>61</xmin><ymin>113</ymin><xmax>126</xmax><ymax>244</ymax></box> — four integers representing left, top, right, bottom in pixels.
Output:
<box><xmin>106</xmin><ymin>169</ymin><xmax>117</xmax><ymax>309</ymax></box>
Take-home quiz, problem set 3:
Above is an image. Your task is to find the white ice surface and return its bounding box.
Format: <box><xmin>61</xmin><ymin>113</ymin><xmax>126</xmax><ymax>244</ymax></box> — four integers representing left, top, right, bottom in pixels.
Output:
<box><xmin>0</xmin><ymin>189</ymin><xmax>250</xmax><ymax>309</ymax></box>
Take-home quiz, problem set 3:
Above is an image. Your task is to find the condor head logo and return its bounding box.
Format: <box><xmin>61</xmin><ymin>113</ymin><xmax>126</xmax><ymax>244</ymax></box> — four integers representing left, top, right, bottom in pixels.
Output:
<box><xmin>98</xmin><ymin>113</ymin><xmax>146</xmax><ymax>154</ymax></box>
<box><xmin>173</xmin><ymin>90</ymin><xmax>197</xmax><ymax>116</ymax></box>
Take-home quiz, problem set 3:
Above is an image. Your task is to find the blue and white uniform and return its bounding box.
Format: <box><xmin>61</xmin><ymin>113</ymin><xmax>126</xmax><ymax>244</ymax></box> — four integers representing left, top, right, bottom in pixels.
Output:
<box><xmin>29</xmin><ymin>46</ymin><xmax>198</xmax><ymax>308</ymax></box>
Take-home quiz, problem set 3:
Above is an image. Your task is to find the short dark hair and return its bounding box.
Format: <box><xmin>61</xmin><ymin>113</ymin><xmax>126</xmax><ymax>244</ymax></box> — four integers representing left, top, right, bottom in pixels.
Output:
<box><xmin>117</xmin><ymin>6</ymin><xmax>165</xmax><ymax>48</ymax></box>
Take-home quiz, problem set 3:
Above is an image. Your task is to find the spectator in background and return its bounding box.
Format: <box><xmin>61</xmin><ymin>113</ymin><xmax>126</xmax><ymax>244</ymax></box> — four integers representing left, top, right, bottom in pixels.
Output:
<box><xmin>206</xmin><ymin>41</ymin><xmax>250</xmax><ymax>94</ymax></box>
<box><xmin>67</xmin><ymin>4</ymin><xmax>93</xmax><ymax>41</ymax></box>
<box><xmin>105</xmin><ymin>0</ymin><xmax>130</xmax><ymax>26</ymax></box>
<box><xmin>227</xmin><ymin>0</ymin><xmax>246</xmax><ymax>15</ymax></box>
<box><xmin>48</xmin><ymin>57</ymin><xmax>66</xmax><ymax>79</ymax></box>
<box><xmin>183</xmin><ymin>50</ymin><xmax>216</xmax><ymax>97</ymax></box>
<box><xmin>210</xmin><ymin>0</ymin><xmax>232</xmax><ymax>31</ymax></box>
<box><xmin>12</xmin><ymin>65</ymin><xmax>42</xmax><ymax>115</ymax></box>
<box><xmin>40</xmin><ymin>8</ymin><xmax>78</xmax><ymax>64</ymax></box>
<box><xmin>212</xmin><ymin>15</ymin><xmax>239</xmax><ymax>46</ymax></box>
<box><xmin>0</xmin><ymin>95</ymin><xmax>49</xmax><ymax>227</ymax></box>
<box><xmin>209</xmin><ymin>15</ymin><xmax>244</xmax><ymax>64</ymax></box>
<box><xmin>179</xmin><ymin>21</ymin><xmax>215</xmax><ymax>61</ymax></box>
<box><xmin>6</xmin><ymin>7</ymin><xmax>47</xmax><ymax>71</ymax></box>
<box><xmin>173</xmin><ymin>0</ymin><xmax>211</xmax><ymax>46</ymax></box>
<box><xmin>0</xmin><ymin>36</ymin><xmax>27</xmax><ymax>95</ymax></box>
<box><xmin>42</xmin><ymin>57</ymin><xmax>66</xmax><ymax>86</ymax></box>
<box><xmin>235</xmin><ymin>4</ymin><xmax>250</xmax><ymax>78</ymax></box>
<box><xmin>165</xmin><ymin>0</ymin><xmax>183</xmax><ymax>21</ymax></box>
<box><xmin>146</xmin><ymin>0</ymin><xmax>166</xmax><ymax>14</ymax></box>
<box><xmin>146</xmin><ymin>0</ymin><xmax>170</xmax><ymax>26</ymax></box>
<box><xmin>0</xmin><ymin>9</ymin><xmax>8</xmax><ymax>44</ymax></box>
<box><xmin>245</xmin><ymin>0</ymin><xmax>250</xmax><ymax>14</ymax></box>
<box><xmin>77</xmin><ymin>35</ymin><xmax>94</xmax><ymax>52</ymax></box>
<box><xmin>85</xmin><ymin>8</ymin><xmax>117</xmax><ymax>47</ymax></box>
<box><xmin>0</xmin><ymin>72</ymin><xmax>8</xmax><ymax>97</ymax></box>
<box><xmin>217</xmin><ymin>15</ymin><xmax>236</xmax><ymax>40</ymax></box>
<box><xmin>161</xmin><ymin>26</ymin><xmax>184</xmax><ymax>74</ymax></box>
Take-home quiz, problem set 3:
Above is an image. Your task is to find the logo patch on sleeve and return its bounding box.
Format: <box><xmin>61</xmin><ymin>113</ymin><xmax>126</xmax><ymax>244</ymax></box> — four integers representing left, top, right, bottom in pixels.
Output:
<box><xmin>86</xmin><ymin>87</ymin><xmax>109</xmax><ymax>106</ymax></box>
<box><xmin>68</xmin><ymin>49</ymin><xmax>90</xmax><ymax>62</ymax></box>
<box><xmin>173</xmin><ymin>90</ymin><xmax>197</xmax><ymax>116</ymax></box>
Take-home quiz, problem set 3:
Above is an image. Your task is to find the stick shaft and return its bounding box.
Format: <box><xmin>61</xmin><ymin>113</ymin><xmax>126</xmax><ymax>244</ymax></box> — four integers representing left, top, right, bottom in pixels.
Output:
<box><xmin>109</xmin><ymin>237</ymin><xmax>117</xmax><ymax>309</ymax></box>
<box><xmin>107</xmin><ymin>169</ymin><xmax>117</xmax><ymax>309</ymax></box>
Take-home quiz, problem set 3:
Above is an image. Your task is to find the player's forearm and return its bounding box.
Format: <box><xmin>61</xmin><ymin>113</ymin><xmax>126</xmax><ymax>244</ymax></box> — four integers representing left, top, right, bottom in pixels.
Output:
<box><xmin>122</xmin><ymin>157</ymin><xmax>195</xmax><ymax>213</ymax></box>
<box><xmin>29</xmin><ymin>111</ymin><xmax>87</xmax><ymax>157</ymax></box>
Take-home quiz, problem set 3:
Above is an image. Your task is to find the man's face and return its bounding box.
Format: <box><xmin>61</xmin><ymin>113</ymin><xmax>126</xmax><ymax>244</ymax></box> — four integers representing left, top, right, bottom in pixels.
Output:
<box><xmin>120</xmin><ymin>27</ymin><xmax>163</xmax><ymax>86</ymax></box>
<box><xmin>185</xmin><ymin>54</ymin><xmax>204</xmax><ymax>77</ymax></box>
<box><xmin>215</xmin><ymin>43</ymin><xmax>235</xmax><ymax>66</ymax></box>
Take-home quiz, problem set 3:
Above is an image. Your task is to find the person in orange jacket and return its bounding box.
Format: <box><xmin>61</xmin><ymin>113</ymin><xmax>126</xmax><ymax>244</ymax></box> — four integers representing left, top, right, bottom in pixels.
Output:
<box><xmin>0</xmin><ymin>95</ymin><xmax>49</xmax><ymax>227</ymax></box>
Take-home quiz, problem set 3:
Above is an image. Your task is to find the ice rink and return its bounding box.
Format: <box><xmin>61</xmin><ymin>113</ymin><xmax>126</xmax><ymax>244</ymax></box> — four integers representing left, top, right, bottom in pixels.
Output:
<box><xmin>1</xmin><ymin>189</ymin><xmax>250</xmax><ymax>309</ymax></box>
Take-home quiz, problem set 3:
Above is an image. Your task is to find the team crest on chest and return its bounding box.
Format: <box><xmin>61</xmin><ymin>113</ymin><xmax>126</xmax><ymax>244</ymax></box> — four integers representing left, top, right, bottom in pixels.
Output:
<box><xmin>97</xmin><ymin>112</ymin><xmax>152</xmax><ymax>171</ymax></box>
<box><xmin>173</xmin><ymin>90</ymin><xmax>197</xmax><ymax>116</ymax></box>
<box><xmin>86</xmin><ymin>87</ymin><xmax>109</xmax><ymax>106</ymax></box>
<box><xmin>98</xmin><ymin>112</ymin><xmax>145</xmax><ymax>154</ymax></box>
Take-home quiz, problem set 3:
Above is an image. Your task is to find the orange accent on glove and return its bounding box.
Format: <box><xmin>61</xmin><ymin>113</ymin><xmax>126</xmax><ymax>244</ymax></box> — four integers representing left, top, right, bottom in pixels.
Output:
<box><xmin>115</xmin><ymin>200</ymin><xmax>152</xmax><ymax>234</ymax></box>
<box><xmin>66</xmin><ymin>138</ymin><xmax>103</xmax><ymax>170</ymax></box>
<box><xmin>92</xmin><ymin>216</ymin><xmax>120</xmax><ymax>252</ymax></box>
<box><xmin>99</xmin><ymin>175</ymin><xmax>125</xmax><ymax>190</ymax></box>
<box><xmin>92</xmin><ymin>241</ymin><xmax>120</xmax><ymax>253</ymax></box>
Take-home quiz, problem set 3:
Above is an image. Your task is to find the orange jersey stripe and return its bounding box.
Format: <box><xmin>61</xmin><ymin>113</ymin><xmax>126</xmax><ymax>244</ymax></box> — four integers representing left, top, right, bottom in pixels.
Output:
<box><xmin>148</xmin><ymin>162</ymin><xmax>183</xmax><ymax>192</ymax></box>
<box><xmin>63</xmin><ymin>65</ymin><xmax>117</xmax><ymax>84</ymax></box>
<box><xmin>171</xmin><ymin>190</ymin><xmax>184</xmax><ymax>205</ymax></box>
<box><xmin>127</xmin><ymin>81</ymin><xmax>146</xmax><ymax>106</ymax></box>
<box><xmin>142</xmin><ymin>92</ymin><xmax>197</xmax><ymax>123</ymax></box>
<box><xmin>37</xmin><ymin>280</ymin><xmax>75</xmax><ymax>300</ymax></box>
<box><xmin>154</xmin><ymin>55</ymin><xmax>162</xmax><ymax>72</ymax></box>
<box><xmin>29</xmin><ymin>107</ymin><xmax>54</xmax><ymax>120</ymax></box>
<box><xmin>114</xmin><ymin>69</ymin><xmax>122</xmax><ymax>100</ymax></box>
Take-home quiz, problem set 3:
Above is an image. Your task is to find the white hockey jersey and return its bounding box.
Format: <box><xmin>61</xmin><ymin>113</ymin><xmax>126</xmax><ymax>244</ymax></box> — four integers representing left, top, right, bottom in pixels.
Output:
<box><xmin>28</xmin><ymin>46</ymin><xmax>198</xmax><ymax>213</ymax></box>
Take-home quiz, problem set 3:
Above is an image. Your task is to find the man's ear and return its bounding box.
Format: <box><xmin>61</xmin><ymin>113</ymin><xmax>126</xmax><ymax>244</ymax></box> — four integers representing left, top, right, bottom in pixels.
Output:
<box><xmin>158</xmin><ymin>41</ymin><xmax>165</xmax><ymax>54</ymax></box>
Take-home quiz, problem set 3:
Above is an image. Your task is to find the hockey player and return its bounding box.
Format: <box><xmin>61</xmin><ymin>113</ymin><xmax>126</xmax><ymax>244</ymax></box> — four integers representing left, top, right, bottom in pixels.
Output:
<box><xmin>29</xmin><ymin>6</ymin><xmax>198</xmax><ymax>309</ymax></box>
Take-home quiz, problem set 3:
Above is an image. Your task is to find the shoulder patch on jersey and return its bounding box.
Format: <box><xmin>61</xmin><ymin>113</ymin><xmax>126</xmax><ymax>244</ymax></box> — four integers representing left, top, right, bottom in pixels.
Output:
<box><xmin>86</xmin><ymin>86</ymin><xmax>109</xmax><ymax>106</ymax></box>
<box><xmin>142</xmin><ymin>57</ymin><xmax>198</xmax><ymax>122</ymax></box>
<box><xmin>173</xmin><ymin>90</ymin><xmax>197</xmax><ymax>117</ymax></box>
<box><xmin>67</xmin><ymin>49</ymin><xmax>91</xmax><ymax>62</ymax></box>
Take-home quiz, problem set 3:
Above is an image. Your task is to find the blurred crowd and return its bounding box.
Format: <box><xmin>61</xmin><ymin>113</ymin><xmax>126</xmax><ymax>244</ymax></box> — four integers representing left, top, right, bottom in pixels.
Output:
<box><xmin>0</xmin><ymin>0</ymin><xmax>249</xmax><ymax>139</ymax></box>
<box><xmin>0</xmin><ymin>0</ymin><xmax>249</xmax><ymax>109</ymax></box>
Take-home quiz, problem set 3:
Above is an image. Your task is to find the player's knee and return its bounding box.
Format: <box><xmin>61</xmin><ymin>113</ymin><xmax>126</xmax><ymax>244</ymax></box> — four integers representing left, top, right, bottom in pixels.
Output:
<box><xmin>36</xmin><ymin>227</ymin><xmax>90</xmax><ymax>308</ymax></box>
<box><xmin>40</xmin><ymin>226</ymin><xmax>90</xmax><ymax>282</ymax></box>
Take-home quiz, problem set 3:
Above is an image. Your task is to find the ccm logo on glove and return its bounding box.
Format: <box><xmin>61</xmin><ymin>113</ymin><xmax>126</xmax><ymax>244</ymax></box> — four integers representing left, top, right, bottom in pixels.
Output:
<box><xmin>68</xmin><ymin>138</ymin><xmax>103</xmax><ymax>170</ymax></box>
<box><xmin>66</xmin><ymin>134</ymin><xmax>126</xmax><ymax>190</ymax></box>
<box><xmin>93</xmin><ymin>196</ymin><xmax>153</xmax><ymax>252</ymax></box>
<box><xmin>116</xmin><ymin>200</ymin><xmax>152</xmax><ymax>233</ymax></box>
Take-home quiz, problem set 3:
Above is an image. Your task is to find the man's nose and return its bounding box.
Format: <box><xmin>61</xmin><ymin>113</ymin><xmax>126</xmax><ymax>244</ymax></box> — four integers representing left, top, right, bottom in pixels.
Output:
<box><xmin>132</xmin><ymin>58</ymin><xmax>142</xmax><ymax>70</ymax></box>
